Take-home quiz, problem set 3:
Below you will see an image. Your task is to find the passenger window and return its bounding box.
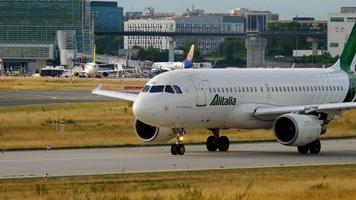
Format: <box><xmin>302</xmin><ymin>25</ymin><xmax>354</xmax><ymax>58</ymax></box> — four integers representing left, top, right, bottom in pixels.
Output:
<box><xmin>165</xmin><ymin>85</ymin><xmax>175</xmax><ymax>94</ymax></box>
<box><xmin>242</xmin><ymin>87</ymin><xmax>245</xmax><ymax>93</ymax></box>
<box><xmin>271</xmin><ymin>87</ymin><xmax>275</xmax><ymax>92</ymax></box>
<box><xmin>250</xmin><ymin>87</ymin><xmax>253</xmax><ymax>92</ymax></box>
<box><xmin>260</xmin><ymin>87</ymin><xmax>264</xmax><ymax>92</ymax></box>
<box><xmin>333</xmin><ymin>86</ymin><xmax>336</xmax><ymax>91</ymax></box>
<box><xmin>226</xmin><ymin>87</ymin><xmax>229</xmax><ymax>93</ymax></box>
<box><xmin>173</xmin><ymin>85</ymin><xmax>182</xmax><ymax>94</ymax></box>
<box><xmin>341</xmin><ymin>86</ymin><xmax>344</xmax><ymax>91</ymax></box>
<box><xmin>238</xmin><ymin>87</ymin><xmax>241</xmax><ymax>93</ymax></box>
<box><xmin>217</xmin><ymin>88</ymin><xmax>221</xmax><ymax>93</ymax></box>
<box><xmin>142</xmin><ymin>85</ymin><xmax>151</xmax><ymax>93</ymax></box>
<box><xmin>254</xmin><ymin>87</ymin><xmax>257</xmax><ymax>92</ymax></box>
<box><xmin>275</xmin><ymin>87</ymin><xmax>278</xmax><ymax>92</ymax></box>
<box><xmin>209</xmin><ymin>88</ymin><xmax>212</xmax><ymax>93</ymax></box>
<box><xmin>230</xmin><ymin>87</ymin><xmax>233</xmax><ymax>93</ymax></box>
<box><xmin>337</xmin><ymin>86</ymin><xmax>340</xmax><ymax>91</ymax></box>
<box><xmin>150</xmin><ymin>85</ymin><xmax>164</xmax><ymax>93</ymax></box>
<box><xmin>246</xmin><ymin>87</ymin><xmax>249</xmax><ymax>92</ymax></box>
<box><xmin>213</xmin><ymin>88</ymin><xmax>216</xmax><ymax>93</ymax></box>
<box><xmin>234</xmin><ymin>87</ymin><xmax>237</xmax><ymax>93</ymax></box>
<box><xmin>329</xmin><ymin>86</ymin><xmax>332</xmax><ymax>91</ymax></box>
<box><xmin>222</xmin><ymin>88</ymin><xmax>225</xmax><ymax>93</ymax></box>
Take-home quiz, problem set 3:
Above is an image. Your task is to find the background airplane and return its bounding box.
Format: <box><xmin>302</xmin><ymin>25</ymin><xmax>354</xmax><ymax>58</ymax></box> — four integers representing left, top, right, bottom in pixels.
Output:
<box><xmin>93</xmin><ymin>24</ymin><xmax>356</xmax><ymax>156</ymax></box>
<box><xmin>151</xmin><ymin>44</ymin><xmax>195</xmax><ymax>73</ymax></box>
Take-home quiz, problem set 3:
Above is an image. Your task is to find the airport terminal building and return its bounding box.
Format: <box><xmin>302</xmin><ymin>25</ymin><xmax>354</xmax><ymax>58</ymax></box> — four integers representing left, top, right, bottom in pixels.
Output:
<box><xmin>0</xmin><ymin>0</ymin><xmax>93</xmax><ymax>74</ymax></box>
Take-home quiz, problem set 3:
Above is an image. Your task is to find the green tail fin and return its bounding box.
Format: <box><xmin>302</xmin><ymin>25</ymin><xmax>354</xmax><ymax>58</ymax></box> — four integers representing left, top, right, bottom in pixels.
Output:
<box><xmin>340</xmin><ymin>23</ymin><xmax>356</xmax><ymax>72</ymax></box>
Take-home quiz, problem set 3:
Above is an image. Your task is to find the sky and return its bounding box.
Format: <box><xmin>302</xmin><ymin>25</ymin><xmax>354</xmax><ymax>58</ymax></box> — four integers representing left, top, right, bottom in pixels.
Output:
<box><xmin>101</xmin><ymin>0</ymin><xmax>356</xmax><ymax>20</ymax></box>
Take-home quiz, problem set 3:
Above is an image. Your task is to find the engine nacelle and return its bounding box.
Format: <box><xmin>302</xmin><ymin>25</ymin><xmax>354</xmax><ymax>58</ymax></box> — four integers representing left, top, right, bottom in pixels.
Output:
<box><xmin>134</xmin><ymin>119</ymin><xmax>176</xmax><ymax>143</ymax></box>
<box><xmin>273</xmin><ymin>114</ymin><xmax>323</xmax><ymax>146</ymax></box>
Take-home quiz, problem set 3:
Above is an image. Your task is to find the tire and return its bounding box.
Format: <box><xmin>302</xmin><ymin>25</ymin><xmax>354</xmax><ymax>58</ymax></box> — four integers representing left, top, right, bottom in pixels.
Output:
<box><xmin>309</xmin><ymin>140</ymin><xmax>321</xmax><ymax>154</ymax></box>
<box><xmin>171</xmin><ymin>144</ymin><xmax>178</xmax><ymax>155</ymax></box>
<box><xmin>177</xmin><ymin>144</ymin><xmax>185</xmax><ymax>155</ymax></box>
<box><xmin>297</xmin><ymin>145</ymin><xmax>309</xmax><ymax>154</ymax></box>
<box><xmin>206</xmin><ymin>136</ymin><xmax>218</xmax><ymax>152</ymax></box>
<box><xmin>217</xmin><ymin>136</ymin><xmax>230</xmax><ymax>152</ymax></box>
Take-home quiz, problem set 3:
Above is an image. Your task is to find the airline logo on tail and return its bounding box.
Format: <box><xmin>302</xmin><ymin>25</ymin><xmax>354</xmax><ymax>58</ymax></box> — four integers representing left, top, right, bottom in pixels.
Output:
<box><xmin>183</xmin><ymin>44</ymin><xmax>195</xmax><ymax>68</ymax></box>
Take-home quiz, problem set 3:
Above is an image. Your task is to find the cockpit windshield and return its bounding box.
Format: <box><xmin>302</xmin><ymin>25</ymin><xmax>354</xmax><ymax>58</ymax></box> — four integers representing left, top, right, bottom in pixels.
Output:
<box><xmin>150</xmin><ymin>85</ymin><xmax>164</xmax><ymax>93</ymax></box>
<box><xmin>173</xmin><ymin>85</ymin><xmax>182</xmax><ymax>94</ymax></box>
<box><xmin>141</xmin><ymin>85</ymin><xmax>151</xmax><ymax>93</ymax></box>
<box><xmin>165</xmin><ymin>85</ymin><xmax>175</xmax><ymax>93</ymax></box>
<box><xmin>145</xmin><ymin>85</ymin><xmax>183</xmax><ymax>94</ymax></box>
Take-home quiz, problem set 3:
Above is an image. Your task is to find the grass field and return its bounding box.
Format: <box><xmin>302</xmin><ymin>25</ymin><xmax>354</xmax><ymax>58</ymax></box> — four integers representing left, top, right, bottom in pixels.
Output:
<box><xmin>0</xmin><ymin>77</ymin><xmax>147</xmax><ymax>90</ymax></box>
<box><xmin>0</xmin><ymin>102</ymin><xmax>355</xmax><ymax>150</ymax></box>
<box><xmin>1</xmin><ymin>165</ymin><xmax>356</xmax><ymax>200</ymax></box>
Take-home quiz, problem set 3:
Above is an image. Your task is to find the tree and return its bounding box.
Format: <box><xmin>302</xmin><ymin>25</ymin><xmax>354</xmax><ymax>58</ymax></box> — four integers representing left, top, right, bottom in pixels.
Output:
<box><xmin>217</xmin><ymin>38</ymin><xmax>246</xmax><ymax>66</ymax></box>
<box><xmin>136</xmin><ymin>46</ymin><xmax>168</xmax><ymax>62</ymax></box>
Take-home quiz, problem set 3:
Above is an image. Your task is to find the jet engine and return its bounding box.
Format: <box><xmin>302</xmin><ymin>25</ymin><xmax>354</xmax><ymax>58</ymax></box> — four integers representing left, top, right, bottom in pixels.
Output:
<box><xmin>134</xmin><ymin>119</ymin><xmax>176</xmax><ymax>143</ymax></box>
<box><xmin>273</xmin><ymin>114</ymin><xmax>325</xmax><ymax>146</ymax></box>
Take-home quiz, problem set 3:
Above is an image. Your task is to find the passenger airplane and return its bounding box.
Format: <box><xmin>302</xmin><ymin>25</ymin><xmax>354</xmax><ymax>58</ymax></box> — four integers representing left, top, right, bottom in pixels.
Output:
<box><xmin>151</xmin><ymin>44</ymin><xmax>195</xmax><ymax>72</ymax></box>
<box><xmin>93</xmin><ymin>24</ymin><xmax>356</xmax><ymax>156</ymax></box>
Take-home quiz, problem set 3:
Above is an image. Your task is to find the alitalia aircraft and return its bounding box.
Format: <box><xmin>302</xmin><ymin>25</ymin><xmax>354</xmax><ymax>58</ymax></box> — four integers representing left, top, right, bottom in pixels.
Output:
<box><xmin>93</xmin><ymin>24</ymin><xmax>356</xmax><ymax>155</ymax></box>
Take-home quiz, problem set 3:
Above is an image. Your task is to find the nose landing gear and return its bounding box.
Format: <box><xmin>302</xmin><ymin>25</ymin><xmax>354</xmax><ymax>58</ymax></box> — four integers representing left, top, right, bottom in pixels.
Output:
<box><xmin>171</xmin><ymin>128</ymin><xmax>186</xmax><ymax>155</ymax></box>
<box><xmin>206</xmin><ymin>129</ymin><xmax>230</xmax><ymax>152</ymax></box>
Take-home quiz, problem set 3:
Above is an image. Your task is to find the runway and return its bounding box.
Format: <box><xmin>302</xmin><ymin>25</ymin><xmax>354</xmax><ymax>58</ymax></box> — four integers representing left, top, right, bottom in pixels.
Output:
<box><xmin>1</xmin><ymin>139</ymin><xmax>356</xmax><ymax>179</ymax></box>
<box><xmin>0</xmin><ymin>90</ymin><xmax>137</xmax><ymax>106</ymax></box>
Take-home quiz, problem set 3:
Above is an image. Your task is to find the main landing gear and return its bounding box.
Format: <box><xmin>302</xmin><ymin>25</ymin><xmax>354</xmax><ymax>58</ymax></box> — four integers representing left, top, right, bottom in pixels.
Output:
<box><xmin>206</xmin><ymin>129</ymin><xmax>230</xmax><ymax>152</ymax></box>
<box><xmin>171</xmin><ymin>128</ymin><xmax>186</xmax><ymax>155</ymax></box>
<box><xmin>297</xmin><ymin>140</ymin><xmax>321</xmax><ymax>154</ymax></box>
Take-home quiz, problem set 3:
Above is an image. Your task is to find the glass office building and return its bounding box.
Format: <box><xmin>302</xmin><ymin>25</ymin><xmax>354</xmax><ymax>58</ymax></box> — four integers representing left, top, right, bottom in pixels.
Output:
<box><xmin>0</xmin><ymin>0</ymin><xmax>92</xmax><ymax>62</ymax></box>
<box><xmin>90</xmin><ymin>1</ymin><xmax>123</xmax><ymax>32</ymax></box>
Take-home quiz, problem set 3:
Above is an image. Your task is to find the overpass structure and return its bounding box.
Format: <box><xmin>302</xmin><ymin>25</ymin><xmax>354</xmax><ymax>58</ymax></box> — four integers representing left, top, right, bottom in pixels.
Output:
<box><xmin>96</xmin><ymin>31</ymin><xmax>327</xmax><ymax>68</ymax></box>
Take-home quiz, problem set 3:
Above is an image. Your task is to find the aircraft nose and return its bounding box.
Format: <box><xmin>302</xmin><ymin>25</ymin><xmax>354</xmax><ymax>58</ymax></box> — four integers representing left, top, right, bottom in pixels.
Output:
<box><xmin>133</xmin><ymin>97</ymin><xmax>158</xmax><ymax>123</ymax></box>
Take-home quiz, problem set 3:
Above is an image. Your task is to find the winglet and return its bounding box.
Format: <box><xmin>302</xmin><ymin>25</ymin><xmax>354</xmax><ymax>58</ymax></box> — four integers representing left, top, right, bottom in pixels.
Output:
<box><xmin>92</xmin><ymin>84</ymin><xmax>103</xmax><ymax>93</ymax></box>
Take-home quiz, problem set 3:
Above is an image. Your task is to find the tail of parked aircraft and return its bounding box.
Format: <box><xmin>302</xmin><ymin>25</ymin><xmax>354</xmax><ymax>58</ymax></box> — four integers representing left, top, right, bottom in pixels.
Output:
<box><xmin>331</xmin><ymin>23</ymin><xmax>356</xmax><ymax>72</ymax></box>
<box><xmin>183</xmin><ymin>44</ymin><xmax>195</xmax><ymax>68</ymax></box>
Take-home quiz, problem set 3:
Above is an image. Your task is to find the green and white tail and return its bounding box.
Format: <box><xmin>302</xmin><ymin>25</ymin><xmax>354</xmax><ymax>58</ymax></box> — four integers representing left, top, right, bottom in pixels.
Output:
<box><xmin>331</xmin><ymin>22</ymin><xmax>356</xmax><ymax>72</ymax></box>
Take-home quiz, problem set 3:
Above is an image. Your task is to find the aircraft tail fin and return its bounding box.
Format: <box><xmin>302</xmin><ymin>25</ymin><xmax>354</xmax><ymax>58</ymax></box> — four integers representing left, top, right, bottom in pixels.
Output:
<box><xmin>183</xmin><ymin>44</ymin><xmax>195</xmax><ymax>68</ymax></box>
<box><xmin>335</xmin><ymin>23</ymin><xmax>356</xmax><ymax>72</ymax></box>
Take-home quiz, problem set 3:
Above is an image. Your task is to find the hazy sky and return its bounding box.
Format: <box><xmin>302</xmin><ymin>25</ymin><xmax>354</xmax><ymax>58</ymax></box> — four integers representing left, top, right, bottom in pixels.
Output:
<box><xmin>108</xmin><ymin>0</ymin><xmax>356</xmax><ymax>19</ymax></box>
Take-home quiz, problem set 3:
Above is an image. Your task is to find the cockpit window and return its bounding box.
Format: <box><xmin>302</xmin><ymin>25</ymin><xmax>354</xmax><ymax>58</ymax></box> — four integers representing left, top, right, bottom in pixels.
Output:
<box><xmin>173</xmin><ymin>85</ymin><xmax>182</xmax><ymax>94</ymax></box>
<box><xmin>141</xmin><ymin>85</ymin><xmax>151</xmax><ymax>93</ymax></box>
<box><xmin>165</xmin><ymin>85</ymin><xmax>175</xmax><ymax>93</ymax></box>
<box><xmin>150</xmin><ymin>85</ymin><xmax>164</xmax><ymax>93</ymax></box>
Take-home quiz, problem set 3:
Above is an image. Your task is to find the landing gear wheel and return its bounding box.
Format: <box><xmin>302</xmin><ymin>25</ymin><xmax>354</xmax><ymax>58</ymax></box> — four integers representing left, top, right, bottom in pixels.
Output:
<box><xmin>177</xmin><ymin>144</ymin><xmax>185</xmax><ymax>155</ymax></box>
<box><xmin>171</xmin><ymin>144</ymin><xmax>178</xmax><ymax>155</ymax></box>
<box><xmin>309</xmin><ymin>140</ymin><xmax>321</xmax><ymax>154</ymax></box>
<box><xmin>217</xmin><ymin>136</ymin><xmax>230</xmax><ymax>152</ymax></box>
<box><xmin>297</xmin><ymin>145</ymin><xmax>309</xmax><ymax>154</ymax></box>
<box><xmin>206</xmin><ymin>136</ymin><xmax>218</xmax><ymax>152</ymax></box>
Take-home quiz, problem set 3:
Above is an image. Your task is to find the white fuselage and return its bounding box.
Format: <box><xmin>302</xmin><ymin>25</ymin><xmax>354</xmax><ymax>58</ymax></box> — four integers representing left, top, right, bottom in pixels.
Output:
<box><xmin>152</xmin><ymin>62</ymin><xmax>185</xmax><ymax>71</ymax></box>
<box><xmin>133</xmin><ymin>68</ymin><xmax>351</xmax><ymax>130</ymax></box>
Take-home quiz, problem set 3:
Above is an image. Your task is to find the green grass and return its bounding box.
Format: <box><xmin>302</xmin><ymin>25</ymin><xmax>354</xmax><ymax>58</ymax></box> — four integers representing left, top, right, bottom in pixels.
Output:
<box><xmin>1</xmin><ymin>165</ymin><xmax>356</xmax><ymax>200</ymax></box>
<box><xmin>0</xmin><ymin>102</ymin><xmax>355</xmax><ymax>150</ymax></box>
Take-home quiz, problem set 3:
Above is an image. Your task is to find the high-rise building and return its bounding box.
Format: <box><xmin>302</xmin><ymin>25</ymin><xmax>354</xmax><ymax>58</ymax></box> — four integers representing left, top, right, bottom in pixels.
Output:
<box><xmin>229</xmin><ymin>8</ymin><xmax>279</xmax><ymax>32</ymax></box>
<box><xmin>175</xmin><ymin>15</ymin><xmax>245</xmax><ymax>54</ymax></box>
<box><xmin>328</xmin><ymin>7</ymin><xmax>356</xmax><ymax>57</ymax></box>
<box><xmin>124</xmin><ymin>19</ymin><xmax>176</xmax><ymax>50</ymax></box>
<box><xmin>0</xmin><ymin>0</ymin><xmax>92</xmax><ymax>72</ymax></box>
<box><xmin>90</xmin><ymin>1</ymin><xmax>123</xmax><ymax>32</ymax></box>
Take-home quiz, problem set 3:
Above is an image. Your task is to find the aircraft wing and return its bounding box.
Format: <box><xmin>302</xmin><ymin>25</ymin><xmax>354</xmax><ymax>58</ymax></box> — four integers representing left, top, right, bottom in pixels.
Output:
<box><xmin>254</xmin><ymin>102</ymin><xmax>356</xmax><ymax>116</ymax></box>
<box><xmin>92</xmin><ymin>85</ymin><xmax>137</xmax><ymax>102</ymax></box>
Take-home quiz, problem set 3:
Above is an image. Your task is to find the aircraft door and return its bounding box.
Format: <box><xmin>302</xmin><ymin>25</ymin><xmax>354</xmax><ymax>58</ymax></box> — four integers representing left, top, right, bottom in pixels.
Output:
<box><xmin>189</xmin><ymin>75</ymin><xmax>207</xmax><ymax>107</ymax></box>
